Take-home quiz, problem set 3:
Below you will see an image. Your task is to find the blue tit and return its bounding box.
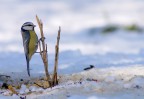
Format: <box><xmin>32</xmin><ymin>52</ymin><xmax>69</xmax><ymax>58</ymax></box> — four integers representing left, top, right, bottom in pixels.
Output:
<box><xmin>21</xmin><ymin>22</ymin><xmax>38</xmax><ymax>76</ymax></box>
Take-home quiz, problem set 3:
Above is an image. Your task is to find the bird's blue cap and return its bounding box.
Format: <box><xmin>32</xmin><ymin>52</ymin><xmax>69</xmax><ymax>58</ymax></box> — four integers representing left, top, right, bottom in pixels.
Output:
<box><xmin>22</xmin><ymin>22</ymin><xmax>36</xmax><ymax>27</ymax></box>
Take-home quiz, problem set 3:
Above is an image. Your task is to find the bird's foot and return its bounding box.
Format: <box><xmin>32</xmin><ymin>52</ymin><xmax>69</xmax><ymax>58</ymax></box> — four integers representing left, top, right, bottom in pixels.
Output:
<box><xmin>39</xmin><ymin>37</ymin><xmax>46</xmax><ymax>42</ymax></box>
<box><xmin>35</xmin><ymin>51</ymin><xmax>45</xmax><ymax>53</ymax></box>
<box><xmin>35</xmin><ymin>51</ymin><xmax>47</xmax><ymax>54</ymax></box>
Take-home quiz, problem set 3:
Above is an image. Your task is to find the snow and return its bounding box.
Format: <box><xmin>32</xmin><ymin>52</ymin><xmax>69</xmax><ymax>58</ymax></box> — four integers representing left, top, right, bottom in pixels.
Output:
<box><xmin>104</xmin><ymin>76</ymin><xmax>115</xmax><ymax>83</ymax></box>
<box><xmin>23</xmin><ymin>67</ymin><xmax>144</xmax><ymax>99</ymax></box>
<box><xmin>0</xmin><ymin>0</ymin><xmax>144</xmax><ymax>99</ymax></box>
<box><xmin>19</xmin><ymin>84</ymin><xmax>29</xmax><ymax>95</ymax></box>
<box><xmin>1</xmin><ymin>66</ymin><xmax>144</xmax><ymax>99</ymax></box>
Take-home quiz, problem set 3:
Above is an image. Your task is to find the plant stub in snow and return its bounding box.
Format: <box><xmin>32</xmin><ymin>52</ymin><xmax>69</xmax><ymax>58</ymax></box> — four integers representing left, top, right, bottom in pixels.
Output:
<box><xmin>52</xmin><ymin>26</ymin><xmax>61</xmax><ymax>86</ymax></box>
<box><xmin>36</xmin><ymin>15</ymin><xmax>61</xmax><ymax>87</ymax></box>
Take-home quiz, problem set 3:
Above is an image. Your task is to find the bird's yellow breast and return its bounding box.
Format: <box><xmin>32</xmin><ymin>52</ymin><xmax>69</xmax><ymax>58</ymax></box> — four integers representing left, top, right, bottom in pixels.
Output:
<box><xmin>28</xmin><ymin>30</ymin><xmax>38</xmax><ymax>59</ymax></box>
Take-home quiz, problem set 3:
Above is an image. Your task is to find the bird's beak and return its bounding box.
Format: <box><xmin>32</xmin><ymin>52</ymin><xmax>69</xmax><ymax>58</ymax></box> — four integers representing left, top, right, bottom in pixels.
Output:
<box><xmin>33</xmin><ymin>25</ymin><xmax>36</xmax><ymax>27</ymax></box>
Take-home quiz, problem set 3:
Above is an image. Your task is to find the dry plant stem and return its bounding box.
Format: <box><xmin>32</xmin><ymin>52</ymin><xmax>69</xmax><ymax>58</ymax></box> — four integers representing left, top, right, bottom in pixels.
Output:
<box><xmin>38</xmin><ymin>41</ymin><xmax>42</xmax><ymax>58</ymax></box>
<box><xmin>34</xmin><ymin>82</ymin><xmax>46</xmax><ymax>89</ymax></box>
<box><xmin>36</xmin><ymin>15</ymin><xmax>51</xmax><ymax>86</ymax></box>
<box><xmin>52</xmin><ymin>27</ymin><xmax>61</xmax><ymax>85</ymax></box>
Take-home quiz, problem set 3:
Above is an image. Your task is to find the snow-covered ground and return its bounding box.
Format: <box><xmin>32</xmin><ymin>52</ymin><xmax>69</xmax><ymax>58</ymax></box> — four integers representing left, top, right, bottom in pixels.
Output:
<box><xmin>1</xmin><ymin>66</ymin><xmax>144</xmax><ymax>99</ymax></box>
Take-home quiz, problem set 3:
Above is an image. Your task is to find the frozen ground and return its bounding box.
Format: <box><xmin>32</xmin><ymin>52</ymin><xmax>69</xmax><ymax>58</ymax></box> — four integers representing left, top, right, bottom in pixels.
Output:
<box><xmin>28</xmin><ymin>66</ymin><xmax>144</xmax><ymax>99</ymax></box>
<box><xmin>1</xmin><ymin>66</ymin><xmax>144</xmax><ymax>99</ymax></box>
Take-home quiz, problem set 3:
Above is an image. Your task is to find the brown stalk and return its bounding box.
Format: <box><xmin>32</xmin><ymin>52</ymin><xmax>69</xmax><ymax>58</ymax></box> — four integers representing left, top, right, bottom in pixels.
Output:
<box><xmin>38</xmin><ymin>40</ymin><xmax>42</xmax><ymax>58</ymax></box>
<box><xmin>36</xmin><ymin>15</ymin><xmax>51</xmax><ymax>86</ymax></box>
<box><xmin>52</xmin><ymin>26</ymin><xmax>61</xmax><ymax>86</ymax></box>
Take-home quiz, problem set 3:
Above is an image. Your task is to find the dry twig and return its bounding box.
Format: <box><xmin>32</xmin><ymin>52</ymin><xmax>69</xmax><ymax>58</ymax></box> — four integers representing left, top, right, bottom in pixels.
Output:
<box><xmin>52</xmin><ymin>27</ymin><xmax>61</xmax><ymax>86</ymax></box>
<box><xmin>36</xmin><ymin>15</ymin><xmax>61</xmax><ymax>87</ymax></box>
<box><xmin>36</xmin><ymin>15</ymin><xmax>51</xmax><ymax>87</ymax></box>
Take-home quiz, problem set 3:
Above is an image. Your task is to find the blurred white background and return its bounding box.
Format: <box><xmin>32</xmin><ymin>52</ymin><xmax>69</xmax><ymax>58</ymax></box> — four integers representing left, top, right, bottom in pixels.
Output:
<box><xmin>0</xmin><ymin>0</ymin><xmax>143</xmax><ymax>53</ymax></box>
<box><xmin>0</xmin><ymin>0</ymin><xmax>144</xmax><ymax>74</ymax></box>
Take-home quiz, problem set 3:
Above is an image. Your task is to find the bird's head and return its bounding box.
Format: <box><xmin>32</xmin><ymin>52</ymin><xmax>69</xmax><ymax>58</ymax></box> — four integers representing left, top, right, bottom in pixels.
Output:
<box><xmin>21</xmin><ymin>22</ymin><xmax>36</xmax><ymax>31</ymax></box>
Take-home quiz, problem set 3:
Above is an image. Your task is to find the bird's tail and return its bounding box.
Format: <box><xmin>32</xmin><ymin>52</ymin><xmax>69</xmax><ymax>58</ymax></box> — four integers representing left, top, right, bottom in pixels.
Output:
<box><xmin>26</xmin><ymin>57</ymin><xmax>30</xmax><ymax>76</ymax></box>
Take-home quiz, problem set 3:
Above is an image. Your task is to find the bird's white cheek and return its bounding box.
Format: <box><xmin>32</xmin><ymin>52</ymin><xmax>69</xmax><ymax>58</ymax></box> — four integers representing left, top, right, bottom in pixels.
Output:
<box><xmin>23</xmin><ymin>26</ymin><xmax>33</xmax><ymax>30</ymax></box>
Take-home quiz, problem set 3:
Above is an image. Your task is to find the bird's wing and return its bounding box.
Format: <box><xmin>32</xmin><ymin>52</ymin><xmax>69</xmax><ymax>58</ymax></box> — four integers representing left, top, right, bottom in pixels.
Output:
<box><xmin>21</xmin><ymin>31</ymin><xmax>31</xmax><ymax>76</ymax></box>
<box><xmin>21</xmin><ymin>31</ymin><xmax>30</xmax><ymax>58</ymax></box>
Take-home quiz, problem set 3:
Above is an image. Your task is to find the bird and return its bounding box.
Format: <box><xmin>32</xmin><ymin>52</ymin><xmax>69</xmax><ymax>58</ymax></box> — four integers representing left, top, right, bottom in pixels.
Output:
<box><xmin>21</xmin><ymin>22</ymin><xmax>38</xmax><ymax>76</ymax></box>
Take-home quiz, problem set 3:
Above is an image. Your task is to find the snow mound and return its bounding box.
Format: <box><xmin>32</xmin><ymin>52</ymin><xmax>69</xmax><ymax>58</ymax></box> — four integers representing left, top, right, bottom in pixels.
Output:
<box><xmin>1</xmin><ymin>66</ymin><xmax>144</xmax><ymax>99</ymax></box>
<box><xmin>26</xmin><ymin>66</ymin><xmax>144</xmax><ymax>99</ymax></box>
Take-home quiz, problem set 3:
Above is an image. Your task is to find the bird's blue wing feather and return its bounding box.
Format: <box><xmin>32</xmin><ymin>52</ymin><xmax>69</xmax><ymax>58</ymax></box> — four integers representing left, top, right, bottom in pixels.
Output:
<box><xmin>21</xmin><ymin>31</ymin><xmax>31</xmax><ymax>76</ymax></box>
<box><xmin>21</xmin><ymin>31</ymin><xmax>30</xmax><ymax>57</ymax></box>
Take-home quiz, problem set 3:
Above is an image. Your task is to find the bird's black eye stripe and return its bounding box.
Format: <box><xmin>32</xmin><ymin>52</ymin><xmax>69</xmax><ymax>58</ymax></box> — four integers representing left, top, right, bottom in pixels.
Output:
<box><xmin>23</xmin><ymin>25</ymin><xmax>33</xmax><ymax>27</ymax></box>
<box><xmin>28</xmin><ymin>25</ymin><xmax>33</xmax><ymax>26</ymax></box>
<box><xmin>26</xmin><ymin>25</ymin><xmax>33</xmax><ymax>26</ymax></box>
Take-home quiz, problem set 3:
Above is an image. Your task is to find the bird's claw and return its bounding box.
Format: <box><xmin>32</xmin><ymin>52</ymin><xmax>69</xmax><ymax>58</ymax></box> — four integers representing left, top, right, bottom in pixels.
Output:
<box><xmin>39</xmin><ymin>37</ymin><xmax>46</xmax><ymax>42</ymax></box>
<box><xmin>35</xmin><ymin>51</ymin><xmax>44</xmax><ymax>53</ymax></box>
